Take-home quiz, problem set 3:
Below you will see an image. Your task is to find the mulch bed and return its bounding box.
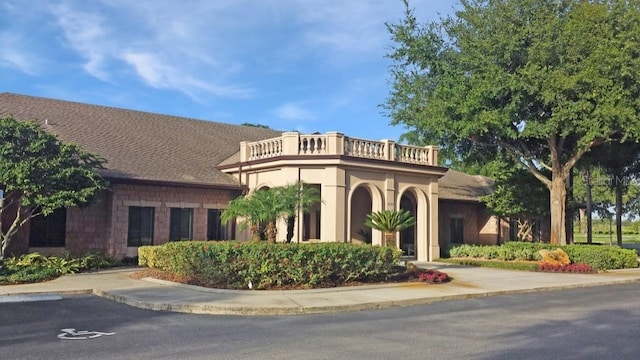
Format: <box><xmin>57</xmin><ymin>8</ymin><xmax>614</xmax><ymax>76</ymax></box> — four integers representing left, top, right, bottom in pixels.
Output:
<box><xmin>130</xmin><ymin>267</ymin><xmax>448</xmax><ymax>290</ymax></box>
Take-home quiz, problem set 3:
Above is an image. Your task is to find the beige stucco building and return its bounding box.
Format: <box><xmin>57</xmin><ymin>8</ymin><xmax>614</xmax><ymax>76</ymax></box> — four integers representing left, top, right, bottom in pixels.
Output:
<box><xmin>218</xmin><ymin>132</ymin><xmax>446</xmax><ymax>260</ymax></box>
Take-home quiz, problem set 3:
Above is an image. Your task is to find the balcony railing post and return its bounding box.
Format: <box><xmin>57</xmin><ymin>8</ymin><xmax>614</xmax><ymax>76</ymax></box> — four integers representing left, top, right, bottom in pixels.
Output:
<box><xmin>282</xmin><ymin>132</ymin><xmax>300</xmax><ymax>155</ymax></box>
<box><xmin>326</xmin><ymin>132</ymin><xmax>345</xmax><ymax>155</ymax></box>
<box><xmin>382</xmin><ymin>139</ymin><xmax>395</xmax><ymax>161</ymax></box>
<box><xmin>427</xmin><ymin>145</ymin><xmax>439</xmax><ymax>165</ymax></box>
<box><xmin>240</xmin><ymin>141</ymin><xmax>248</xmax><ymax>162</ymax></box>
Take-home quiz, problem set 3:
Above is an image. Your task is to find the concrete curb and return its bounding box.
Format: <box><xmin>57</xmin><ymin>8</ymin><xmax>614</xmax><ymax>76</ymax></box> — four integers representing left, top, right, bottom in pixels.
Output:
<box><xmin>92</xmin><ymin>277</ymin><xmax>640</xmax><ymax>316</ymax></box>
<box><xmin>0</xmin><ymin>293</ymin><xmax>64</xmax><ymax>303</ymax></box>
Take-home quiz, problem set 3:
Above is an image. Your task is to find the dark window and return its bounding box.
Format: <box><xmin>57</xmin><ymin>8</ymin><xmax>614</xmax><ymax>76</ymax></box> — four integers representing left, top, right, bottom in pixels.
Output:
<box><xmin>450</xmin><ymin>218</ymin><xmax>464</xmax><ymax>244</ymax></box>
<box><xmin>170</xmin><ymin>208</ymin><xmax>193</xmax><ymax>241</ymax></box>
<box><xmin>29</xmin><ymin>208</ymin><xmax>66</xmax><ymax>247</ymax></box>
<box><xmin>207</xmin><ymin>209</ymin><xmax>234</xmax><ymax>240</ymax></box>
<box><xmin>532</xmin><ymin>219</ymin><xmax>540</xmax><ymax>242</ymax></box>
<box><xmin>128</xmin><ymin>207</ymin><xmax>155</xmax><ymax>246</ymax></box>
<box><xmin>509</xmin><ymin>218</ymin><xmax>519</xmax><ymax>240</ymax></box>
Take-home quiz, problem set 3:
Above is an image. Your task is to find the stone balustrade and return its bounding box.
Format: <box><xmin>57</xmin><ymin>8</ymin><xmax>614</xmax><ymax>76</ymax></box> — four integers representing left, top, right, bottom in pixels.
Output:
<box><xmin>240</xmin><ymin>131</ymin><xmax>438</xmax><ymax>166</ymax></box>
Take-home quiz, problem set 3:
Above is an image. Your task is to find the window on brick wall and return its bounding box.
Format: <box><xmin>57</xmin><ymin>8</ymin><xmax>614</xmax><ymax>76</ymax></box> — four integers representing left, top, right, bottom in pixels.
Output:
<box><xmin>29</xmin><ymin>208</ymin><xmax>66</xmax><ymax>247</ymax></box>
<box><xmin>170</xmin><ymin>208</ymin><xmax>193</xmax><ymax>241</ymax></box>
<box><xmin>128</xmin><ymin>206</ymin><xmax>155</xmax><ymax>246</ymax></box>
<box><xmin>207</xmin><ymin>209</ymin><xmax>234</xmax><ymax>240</ymax></box>
<box><xmin>450</xmin><ymin>217</ymin><xmax>464</xmax><ymax>244</ymax></box>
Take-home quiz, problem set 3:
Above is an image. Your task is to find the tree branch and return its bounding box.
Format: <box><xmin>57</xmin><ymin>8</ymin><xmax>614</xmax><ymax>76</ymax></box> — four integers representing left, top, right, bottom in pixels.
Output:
<box><xmin>496</xmin><ymin>138</ymin><xmax>552</xmax><ymax>189</ymax></box>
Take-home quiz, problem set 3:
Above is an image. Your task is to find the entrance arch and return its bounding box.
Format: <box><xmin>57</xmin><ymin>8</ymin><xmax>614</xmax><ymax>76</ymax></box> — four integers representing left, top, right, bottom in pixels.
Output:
<box><xmin>349</xmin><ymin>186</ymin><xmax>372</xmax><ymax>244</ymax></box>
<box><xmin>400</xmin><ymin>192</ymin><xmax>417</xmax><ymax>257</ymax></box>
<box><xmin>347</xmin><ymin>183</ymin><xmax>384</xmax><ymax>245</ymax></box>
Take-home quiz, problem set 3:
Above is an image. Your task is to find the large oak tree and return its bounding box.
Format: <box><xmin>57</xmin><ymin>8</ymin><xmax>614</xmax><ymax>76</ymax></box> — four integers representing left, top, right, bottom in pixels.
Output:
<box><xmin>384</xmin><ymin>0</ymin><xmax>640</xmax><ymax>244</ymax></box>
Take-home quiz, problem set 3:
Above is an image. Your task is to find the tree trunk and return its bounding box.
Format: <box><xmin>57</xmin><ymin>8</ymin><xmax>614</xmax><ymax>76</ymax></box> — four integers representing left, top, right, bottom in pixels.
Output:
<box><xmin>585</xmin><ymin>168</ymin><xmax>593</xmax><ymax>244</ymax></box>
<box><xmin>384</xmin><ymin>233</ymin><xmax>396</xmax><ymax>248</ymax></box>
<box><xmin>566</xmin><ymin>168</ymin><xmax>574</xmax><ymax>244</ymax></box>
<box><xmin>249</xmin><ymin>223</ymin><xmax>261</xmax><ymax>241</ymax></box>
<box><xmin>549</xmin><ymin>174</ymin><xmax>568</xmax><ymax>245</ymax></box>
<box><xmin>265</xmin><ymin>222</ymin><xmax>277</xmax><ymax>243</ymax></box>
<box><xmin>578</xmin><ymin>208</ymin><xmax>586</xmax><ymax>234</ymax></box>
<box><xmin>285</xmin><ymin>215</ymin><xmax>295</xmax><ymax>244</ymax></box>
<box><xmin>616</xmin><ymin>181</ymin><xmax>623</xmax><ymax>247</ymax></box>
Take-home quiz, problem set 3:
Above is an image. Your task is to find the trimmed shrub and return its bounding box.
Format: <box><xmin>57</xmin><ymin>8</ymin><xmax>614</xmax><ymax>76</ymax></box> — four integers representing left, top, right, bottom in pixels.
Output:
<box><xmin>138</xmin><ymin>241</ymin><xmax>402</xmax><ymax>289</ymax></box>
<box><xmin>440</xmin><ymin>258</ymin><xmax>539</xmax><ymax>271</ymax></box>
<box><xmin>562</xmin><ymin>245</ymin><xmax>638</xmax><ymax>270</ymax></box>
<box><xmin>447</xmin><ymin>242</ymin><xmax>639</xmax><ymax>270</ymax></box>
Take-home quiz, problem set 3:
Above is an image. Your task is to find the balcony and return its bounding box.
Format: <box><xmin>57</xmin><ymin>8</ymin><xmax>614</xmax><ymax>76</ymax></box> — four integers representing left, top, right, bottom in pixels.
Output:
<box><xmin>239</xmin><ymin>131</ymin><xmax>438</xmax><ymax>166</ymax></box>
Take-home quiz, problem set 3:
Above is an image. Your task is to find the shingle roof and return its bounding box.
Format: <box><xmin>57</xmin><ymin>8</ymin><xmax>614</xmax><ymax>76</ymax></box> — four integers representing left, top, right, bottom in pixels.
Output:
<box><xmin>1</xmin><ymin>93</ymin><xmax>494</xmax><ymax>201</ymax></box>
<box><xmin>439</xmin><ymin>169</ymin><xmax>494</xmax><ymax>202</ymax></box>
<box><xmin>0</xmin><ymin>93</ymin><xmax>282</xmax><ymax>186</ymax></box>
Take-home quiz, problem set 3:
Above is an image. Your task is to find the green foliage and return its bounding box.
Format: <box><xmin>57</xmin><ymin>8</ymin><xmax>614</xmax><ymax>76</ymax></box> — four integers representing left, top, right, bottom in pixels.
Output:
<box><xmin>278</xmin><ymin>182</ymin><xmax>321</xmax><ymax>243</ymax></box>
<box><xmin>139</xmin><ymin>241</ymin><xmax>402</xmax><ymax>289</ymax></box>
<box><xmin>479</xmin><ymin>157</ymin><xmax>550</xmax><ymax>220</ymax></box>
<box><xmin>440</xmin><ymin>258</ymin><xmax>540</xmax><ymax>272</ymax></box>
<box><xmin>221</xmin><ymin>182</ymin><xmax>321</xmax><ymax>243</ymax></box>
<box><xmin>241</xmin><ymin>123</ymin><xmax>271</xmax><ymax>129</ymax></box>
<box><xmin>79</xmin><ymin>252</ymin><xmax>116</xmax><ymax>270</ymax></box>
<box><xmin>365</xmin><ymin>209</ymin><xmax>415</xmax><ymax>235</ymax></box>
<box><xmin>0</xmin><ymin>265</ymin><xmax>59</xmax><ymax>284</ymax></box>
<box><xmin>44</xmin><ymin>256</ymin><xmax>82</xmax><ymax>275</ymax></box>
<box><xmin>0</xmin><ymin>116</ymin><xmax>107</xmax><ymax>259</ymax></box>
<box><xmin>562</xmin><ymin>245</ymin><xmax>638</xmax><ymax>271</ymax></box>
<box><xmin>0</xmin><ymin>252</ymin><xmax>116</xmax><ymax>284</ymax></box>
<box><xmin>447</xmin><ymin>242</ymin><xmax>639</xmax><ymax>270</ymax></box>
<box><xmin>384</xmin><ymin>0</ymin><xmax>640</xmax><ymax>244</ymax></box>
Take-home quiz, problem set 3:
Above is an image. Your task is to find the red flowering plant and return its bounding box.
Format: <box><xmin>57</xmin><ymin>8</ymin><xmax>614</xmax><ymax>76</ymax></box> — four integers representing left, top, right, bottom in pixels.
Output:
<box><xmin>416</xmin><ymin>269</ymin><xmax>450</xmax><ymax>283</ymax></box>
<box><xmin>537</xmin><ymin>263</ymin><xmax>594</xmax><ymax>273</ymax></box>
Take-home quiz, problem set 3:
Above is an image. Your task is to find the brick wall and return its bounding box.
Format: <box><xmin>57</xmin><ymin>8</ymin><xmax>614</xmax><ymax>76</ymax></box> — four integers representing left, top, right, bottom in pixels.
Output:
<box><xmin>7</xmin><ymin>182</ymin><xmax>241</xmax><ymax>259</ymax></box>
<box><xmin>439</xmin><ymin>200</ymin><xmax>501</xmax><ymax>247</ymax></box>
<box><xmin>106</xmin><ymin>183</ymin><xmax>241</xmax><ymax>258</ymax></box>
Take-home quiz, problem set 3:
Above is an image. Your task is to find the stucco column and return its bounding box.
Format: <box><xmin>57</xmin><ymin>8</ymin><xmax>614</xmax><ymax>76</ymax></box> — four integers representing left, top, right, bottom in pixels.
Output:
<box><xmin>384</xmin><ymin>174</ymin><xmax>396</xmax><ymax>211</ymax></box>
<box><xmin>428</xmin><ymin>180</ymin><xmax>440</xmax><ymax>261</ymax></box>
<box><xmin>321</xmin><ymin>167</ymin><xmax>347</xmax><ymax>242</ymax></box>
<box><xmin>416</xmin><ymin>190</ymin><xmax>429</xmax><ymax>262</ymax></box>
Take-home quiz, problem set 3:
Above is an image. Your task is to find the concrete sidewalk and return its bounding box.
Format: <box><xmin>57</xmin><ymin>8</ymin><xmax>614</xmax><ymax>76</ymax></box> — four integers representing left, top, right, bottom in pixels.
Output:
<box><xmin>2</xmin><ymin>263</ymin><xmax>640</xmax><ymax>315</ymax></box>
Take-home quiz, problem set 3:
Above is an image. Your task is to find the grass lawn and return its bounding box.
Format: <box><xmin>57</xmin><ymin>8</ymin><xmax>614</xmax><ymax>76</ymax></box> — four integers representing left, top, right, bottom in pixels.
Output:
<box><xmin>572</xmin><ymin>233</ymin><xmax>640</xmax><ymax>245</ymax></box>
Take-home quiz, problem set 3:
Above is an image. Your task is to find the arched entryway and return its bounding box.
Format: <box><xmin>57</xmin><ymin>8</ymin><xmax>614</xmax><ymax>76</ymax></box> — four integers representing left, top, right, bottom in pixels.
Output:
<box><xmin>349</xmin><ymin>186</ymin><xmax>373</xmax><ymax>244</ymax></box>
<box><xmin>400</xmin><ymin>192</ymin><xmax>417</xmax><ymax>257</ymax></box>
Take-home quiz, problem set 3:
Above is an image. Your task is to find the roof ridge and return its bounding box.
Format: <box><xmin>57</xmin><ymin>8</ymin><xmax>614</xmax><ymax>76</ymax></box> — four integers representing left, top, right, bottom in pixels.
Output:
<box><xmin>0</xmin><ymin>92</ymin><xmax>280</xmax><ymax>132</ymax></box>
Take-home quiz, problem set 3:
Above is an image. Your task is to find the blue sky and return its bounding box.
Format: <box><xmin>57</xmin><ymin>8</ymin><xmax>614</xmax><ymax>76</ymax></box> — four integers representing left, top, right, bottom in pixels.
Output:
<box><xmin>1</xmin><ymin>0</ymin><xmax>456</xmax><ymax>141</ymax></box>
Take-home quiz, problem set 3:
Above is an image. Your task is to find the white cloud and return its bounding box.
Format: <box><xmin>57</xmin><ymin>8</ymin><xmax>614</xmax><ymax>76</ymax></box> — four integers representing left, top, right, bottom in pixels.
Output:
<box><xmin>14</xmin><ymin>0</ymin><xmax>449</xmax><ymax>106</ymax></box>
<box><xmin>47</xmin><ymin>1</ymin><xmax>256</xmax><ymax>100</ymax></box>
<box><xmin>0</xmin><ymin>34</ymin><xmax>39</xmax><ymax>75</ymax></box>
<box><xmin>273</xmin><ymin>102</ymin><xmax>315</xmax><ymax>121</ymax></box>
<box><xmin>49</xmin><ymin>2</ymin><xmax>111</xmax><ymax>80</ymax></box>
<box><xmin>121</xmin><ymin>52</ymin><xmax>254</xmax><ymax>100</ymax></box>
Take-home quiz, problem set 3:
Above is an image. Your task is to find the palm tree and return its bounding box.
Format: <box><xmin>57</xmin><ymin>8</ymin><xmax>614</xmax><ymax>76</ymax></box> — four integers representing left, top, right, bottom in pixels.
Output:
<box><xmin>364</xmin><ymin>209</ymin><xmax>415</xmax><ymax>248</ymax></box>
<box><xmin>278</xmin><ymin>182</ymin><xmax>321</xmax><ymax>243</ymax></box>
<box><xmin>221</xmin><ymin>194</ymin><xmax>263</xmax><ymax>241</ymax></box>
<box><xmin>221</xmin><ymin>183</ymin><xmax>321</xmax><ymax>243</ymax></box>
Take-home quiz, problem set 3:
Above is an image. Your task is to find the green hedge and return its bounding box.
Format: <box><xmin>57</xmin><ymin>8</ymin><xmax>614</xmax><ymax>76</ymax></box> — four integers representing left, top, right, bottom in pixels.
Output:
<box><xmin>139</xmin><ymin>241</ymin><xmax>402</xmax><ymax>289</ymax></box>
<box><xmin>447</xmin><ymin>242</ymin><xmax>638</xmax><ymax>270</ymax></box>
